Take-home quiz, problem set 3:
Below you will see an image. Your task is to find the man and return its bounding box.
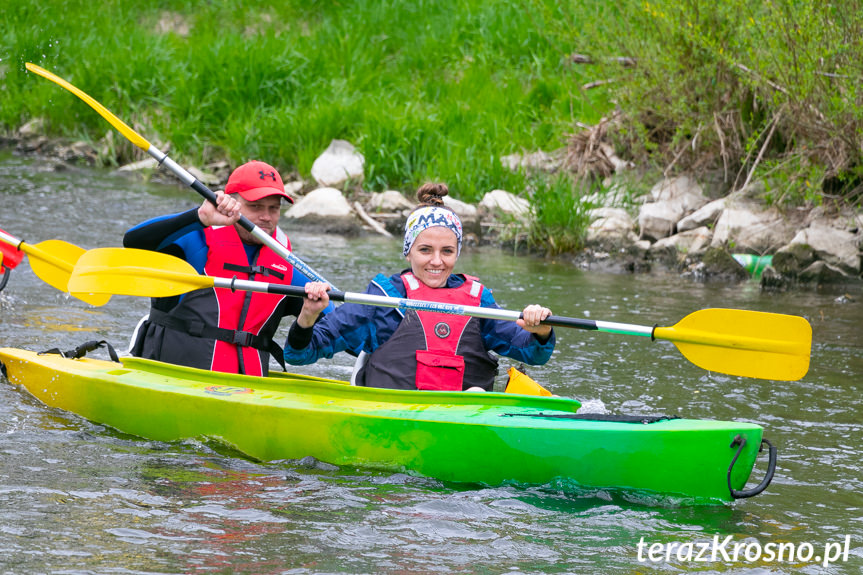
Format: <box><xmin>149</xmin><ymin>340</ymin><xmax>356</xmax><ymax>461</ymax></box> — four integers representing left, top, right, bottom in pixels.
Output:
<box><xmin>124</xmin><ymin>160</ymin><xmax>331</xmax><ymax>376</ymax></box>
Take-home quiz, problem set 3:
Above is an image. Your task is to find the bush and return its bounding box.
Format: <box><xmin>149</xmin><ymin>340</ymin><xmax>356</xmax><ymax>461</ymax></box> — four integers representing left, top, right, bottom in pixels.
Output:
<box><xmin>532</xmin><ymin>0</ymin><xmax>863</xmax><ymax>205</ymax></box>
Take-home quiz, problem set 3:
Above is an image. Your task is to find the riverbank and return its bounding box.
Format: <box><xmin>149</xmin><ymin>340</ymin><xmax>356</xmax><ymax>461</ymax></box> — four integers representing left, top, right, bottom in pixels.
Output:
<box><xmin>1</xmin><ymin>1</ymin><xmax>605</xmax><ymax>203</ymax></box>
<box><xmin>4</xmin><ymin>130</ymin><xmax>860</xmax><ymax>293</ymax></box>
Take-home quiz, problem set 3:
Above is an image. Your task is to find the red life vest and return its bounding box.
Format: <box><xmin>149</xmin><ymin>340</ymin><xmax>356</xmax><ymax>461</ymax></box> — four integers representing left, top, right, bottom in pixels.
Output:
<box><xmin>203</xmin><ymin>225</ymin><xmax>294</xmax><ymax>376</ymax></box>
<box><xmin>357</xmin><ymin>272</ymin><xmax>499</xmax><ymax>391</ymax></box>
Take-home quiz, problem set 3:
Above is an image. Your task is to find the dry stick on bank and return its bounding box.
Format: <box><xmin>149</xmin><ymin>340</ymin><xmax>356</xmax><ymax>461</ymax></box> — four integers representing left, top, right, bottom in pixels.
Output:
<box><xmin>581</xmin><ymin>78</ymin><xmax>617</xmax><ymax>91</ymax></box>
<box><xmin>713</xmin><ymin>112</ymin><xmax>729</xmax><ymax>182</ymax></box>
<box><xmin>733</xmin><ymin>107</ymin><xmax>784</xmax><ymax>193</ymax></box>
<box><xmin>570</xmin><ymin>53</ymin><xmax>637</xmax><ymax>68</ymax></box>
<box><xmin>353</xmin><ymin>202</ymin><xmax>393</xmax><ymax>238</ymax></box>
<box><xmin>663</xmin><ymin>124</ymin><xmax>704</xmax><ymax>178</ymax></box>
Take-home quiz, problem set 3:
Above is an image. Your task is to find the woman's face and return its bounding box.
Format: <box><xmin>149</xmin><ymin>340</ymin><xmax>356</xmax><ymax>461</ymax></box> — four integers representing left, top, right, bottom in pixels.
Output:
<box><xmin>405</xmin><ymin>226</ymin><xmax>458</xmax><ymax>288</ymax></box>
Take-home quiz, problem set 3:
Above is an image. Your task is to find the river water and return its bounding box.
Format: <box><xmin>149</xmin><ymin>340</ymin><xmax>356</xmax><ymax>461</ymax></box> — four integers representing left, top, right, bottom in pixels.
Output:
<box><xmin>0</xmin><ymin>150</ymin><xmax>861</xmax><ymax>574</ymax></box>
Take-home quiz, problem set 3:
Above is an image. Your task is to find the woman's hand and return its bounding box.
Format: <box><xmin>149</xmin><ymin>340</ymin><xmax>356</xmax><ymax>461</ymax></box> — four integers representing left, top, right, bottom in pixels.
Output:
<box><xmin>517</xmin><ymin>304</ymin><xmax>552</xmax><ymax>338</ymax></box>
<box><xmin>198</xmin><ymin>191</ymin><xmax>242</xmax><ymax>227</ymax></box>
<box><xmin>297</xmin><ymin>282</ymin><xmax>331</xmax><ymax>328</ymax></box>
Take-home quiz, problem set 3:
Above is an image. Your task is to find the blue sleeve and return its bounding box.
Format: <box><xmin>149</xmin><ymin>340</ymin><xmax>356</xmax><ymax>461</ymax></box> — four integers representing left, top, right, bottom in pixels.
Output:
<box><xmin>478</xmin><ymin>288</ymin><xmax>556</xmax><ymax>365</ymax></box>
<box><xmin>124</xmin><ymin>209</ymin><xmax>209</xmax><ymax>273</ymax></box>
<box><xmin>284</xmin><ymin>273</ymin><xmax>555</xmax><ymax>366</ymax></box>
<box><xmin>283</xmin><ymin>277</ymin><xmax>402</xmax><ymax>365</ymax></box>
<box><xmin>174</xmin><ymin>233</ymin><xmax>209</xmax><ymax>273</ymax></box>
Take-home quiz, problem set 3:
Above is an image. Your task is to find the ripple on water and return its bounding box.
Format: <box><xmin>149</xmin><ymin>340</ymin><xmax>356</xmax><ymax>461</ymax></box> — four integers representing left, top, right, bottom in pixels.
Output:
<box><xmin>1</xmin><ymin>153</ymin><xmax>862</xmax><ymax>573</ymax></box>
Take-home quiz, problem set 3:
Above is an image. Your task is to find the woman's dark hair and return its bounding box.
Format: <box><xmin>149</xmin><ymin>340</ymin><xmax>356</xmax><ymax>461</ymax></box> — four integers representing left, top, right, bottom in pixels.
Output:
<box><xmin>416</xmin><ymin>183</ymin><xmax>449</xmax><ymax>208</ymax></box>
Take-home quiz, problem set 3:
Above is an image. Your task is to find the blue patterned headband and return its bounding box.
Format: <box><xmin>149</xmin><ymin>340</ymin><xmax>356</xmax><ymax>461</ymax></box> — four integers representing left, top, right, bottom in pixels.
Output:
<box><xmin>403</xmin><ymin>206</ymin><xmax>463</xmax><ymax>256</ymax></box>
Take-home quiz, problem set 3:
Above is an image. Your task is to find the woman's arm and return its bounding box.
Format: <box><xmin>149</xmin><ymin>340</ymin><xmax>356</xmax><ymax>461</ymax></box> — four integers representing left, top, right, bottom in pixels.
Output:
<box><xmin>479</xmin><ymin>290</ymin><xmax>556</xmax><ymax>365</ymax></box>
<box><xmin>284</xmin><ymin>276</ymin><xmax>404</xmax><ymax>365</ymax></box>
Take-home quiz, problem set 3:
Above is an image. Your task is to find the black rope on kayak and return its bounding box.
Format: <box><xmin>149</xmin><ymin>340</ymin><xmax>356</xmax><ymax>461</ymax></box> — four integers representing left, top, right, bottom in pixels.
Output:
<box><xmin>0</xmin><ymin>266</ymin><xmax>10</xmax><ymax>293</ymax></box>
<box><xmin>39</xmin><ymin>340</ymin><xmax>121</xmax><ymax>363</ymax></box>
<box><xmin>502</xmin><ymin>412</ymin><xmax>680</xmax><ymax>424</ymax></box>
<box><xmin>728</xmin><ymin>435</ymin><xmax>778</xmax><ymax>499</ymax></box>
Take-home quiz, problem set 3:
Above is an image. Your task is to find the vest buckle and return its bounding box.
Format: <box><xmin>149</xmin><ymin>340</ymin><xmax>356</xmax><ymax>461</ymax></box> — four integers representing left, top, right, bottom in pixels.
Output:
<box><xmin>232</xmin><ymin>330</ymin><xmax>254</xmax><ymax>347</ymax></box>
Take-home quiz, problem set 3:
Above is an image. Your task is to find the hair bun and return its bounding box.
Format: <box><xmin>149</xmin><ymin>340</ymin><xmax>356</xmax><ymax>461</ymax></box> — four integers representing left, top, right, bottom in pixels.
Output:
<box><xmin>416</xmin><ymin>183</ymin><xmax>449</xmax><ymax>206</ymax></box>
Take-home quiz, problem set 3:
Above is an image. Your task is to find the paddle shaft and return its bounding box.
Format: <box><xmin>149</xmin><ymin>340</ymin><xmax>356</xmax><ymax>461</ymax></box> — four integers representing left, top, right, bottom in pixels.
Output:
<box><xmin>215</xmin><ymin>276</ymin><xmax>652</xmax><ymax>333</ymax></box>
<box><xmin>25</xmin><ymin>63</ymin><xmax>333</xmax><ymax>287</ymax></box>
<box><xmin>0</xmin><ymin>229</ymin><xmax>21</xmax><ymax>247</ymax></box>
<box><xmin>214</xmin><ymin>278</ymin><xmax>810</xmax><ymax>378</ymax></box>
<box><xmin>69</xmin><ymin>247</ymin><xmax>812</xmax><ymax>380</ymax></box>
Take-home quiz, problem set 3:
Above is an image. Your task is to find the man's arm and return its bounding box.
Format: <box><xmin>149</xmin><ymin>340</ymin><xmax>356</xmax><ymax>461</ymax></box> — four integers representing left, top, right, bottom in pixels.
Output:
<box><xmin>123</xmin><ymin>209</ymin><xmax>203</xmax><ymax>253</ymax></box>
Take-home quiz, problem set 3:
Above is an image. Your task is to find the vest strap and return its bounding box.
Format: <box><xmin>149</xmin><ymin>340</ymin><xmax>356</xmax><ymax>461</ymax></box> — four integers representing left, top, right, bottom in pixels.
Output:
<box><xmin>147</xmin><ymin>308</ymin><xmax>286</xmax><ymax>370</ymax></box>
<box><xmin>222</xmin><ymin>262</ymin><xmax>285</xmax><ymax>280</ymax></box>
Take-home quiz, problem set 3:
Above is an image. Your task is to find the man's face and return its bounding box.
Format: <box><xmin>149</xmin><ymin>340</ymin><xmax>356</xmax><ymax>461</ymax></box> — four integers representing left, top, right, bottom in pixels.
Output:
<box><xmin>236</xmin><ymin>195</ymin><xmax>282</xmax><ymax>244</ymax></box>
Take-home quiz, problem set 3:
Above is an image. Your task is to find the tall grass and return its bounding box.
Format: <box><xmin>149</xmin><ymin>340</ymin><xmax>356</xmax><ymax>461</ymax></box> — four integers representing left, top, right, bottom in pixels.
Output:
<box><xmin>528</xmin><ymin>175</ymin><xmax>593</xmax><ymax>254</ymax></box>
<box><xmin>0</xmin><ymin>0</ymin><xmax>608</xmax><ymax>211</ymax></box>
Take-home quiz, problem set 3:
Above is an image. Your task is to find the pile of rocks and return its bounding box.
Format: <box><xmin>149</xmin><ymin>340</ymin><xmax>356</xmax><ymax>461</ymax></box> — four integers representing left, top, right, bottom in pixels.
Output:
<box><xmin>287</xmin><ymin>142</ymin><xmax>862</xmax><ymax>287</ymax></box>
<box><xmin>585</xmin><ymin>175</ymin><xmax>862</xmax><ymax>286</ymax></box>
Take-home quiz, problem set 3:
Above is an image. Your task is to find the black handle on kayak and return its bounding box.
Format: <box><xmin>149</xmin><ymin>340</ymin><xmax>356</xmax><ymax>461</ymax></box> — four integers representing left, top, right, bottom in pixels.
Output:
<box><xmin>727</xmin><ymin>435</ymin><xmax>777</xmax><ymax>499</ymax></box>
<box><xmin>0</xmin><ymin>266</ymin><xmax>10</xmax><ymax>292</ymax></box>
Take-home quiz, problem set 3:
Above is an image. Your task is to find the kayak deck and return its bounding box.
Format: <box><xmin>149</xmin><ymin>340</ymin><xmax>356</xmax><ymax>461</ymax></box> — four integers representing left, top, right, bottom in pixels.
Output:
<box><xmin>0</xmin><ymin>347</ymin><xmax>768</xmax><ymax>502</ymax></box>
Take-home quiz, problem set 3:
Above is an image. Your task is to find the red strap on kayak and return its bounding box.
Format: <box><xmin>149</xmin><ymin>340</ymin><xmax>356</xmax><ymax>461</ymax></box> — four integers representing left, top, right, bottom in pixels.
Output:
<box><xmin>0</xmin><ymin>239</ymin><xmax>25</xmax><ymax>270</ymax></box>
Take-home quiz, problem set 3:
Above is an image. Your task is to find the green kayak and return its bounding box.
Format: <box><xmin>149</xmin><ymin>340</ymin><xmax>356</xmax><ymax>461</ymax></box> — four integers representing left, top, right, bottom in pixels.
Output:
<box><xmin>0</xmin><ymin>347</ymin><xmax>775</xmax><ymax>503</ymax></box>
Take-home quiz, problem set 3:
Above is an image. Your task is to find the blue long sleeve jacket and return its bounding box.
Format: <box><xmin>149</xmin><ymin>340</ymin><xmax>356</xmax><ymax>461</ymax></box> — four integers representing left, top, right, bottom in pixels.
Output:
<box><xmin>284</xmin><ymin>271</ymin><xmax>555</xmax><ymax>366</ymax></box>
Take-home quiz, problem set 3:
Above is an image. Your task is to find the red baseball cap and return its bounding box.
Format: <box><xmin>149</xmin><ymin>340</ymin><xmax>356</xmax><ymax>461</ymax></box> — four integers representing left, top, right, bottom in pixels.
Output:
<box><xmin>224</xmin><ymin>160</ymin><xmax>294</xmax><ymax>203</ymax></box>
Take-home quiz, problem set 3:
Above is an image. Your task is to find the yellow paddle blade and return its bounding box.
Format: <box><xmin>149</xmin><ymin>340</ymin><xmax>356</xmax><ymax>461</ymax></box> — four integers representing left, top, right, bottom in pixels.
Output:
<box><xmin>70</xmin><ymin>247</ymin><xmax>214</xmax><ymax>298</ymax></box>
<box><xmin>26</xmin><ymin>63</ymin><xmax>151</xmax><ymax>151</ymax></box>
<box><xmin>653</xmin><ymin>308</ymin><xmax>812</xmax><ymax>381</ymax></box>
<box><xmin>24</xmin><ymin>240</ymin><xmax>111</xmax><ymax>306</ymax></box>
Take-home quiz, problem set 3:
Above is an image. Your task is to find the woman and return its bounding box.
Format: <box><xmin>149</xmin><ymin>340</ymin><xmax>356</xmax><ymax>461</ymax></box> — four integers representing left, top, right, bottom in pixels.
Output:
<box><xmin>284</xmin><ymin>183</ymin><xmax>554</xmax><ymax>391</ymax></box>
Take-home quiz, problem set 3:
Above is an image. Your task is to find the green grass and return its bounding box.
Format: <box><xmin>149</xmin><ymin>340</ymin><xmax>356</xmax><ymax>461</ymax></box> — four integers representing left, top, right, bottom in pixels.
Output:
<box><xmin>10</xmin><ymin>1</ymin><xmax>854</xmax><ymax>253</ymax></box>
<box><xmin>0</xmin><ymin>0</ymin><xmax>610</xmax><ymax>211</ymax></box>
